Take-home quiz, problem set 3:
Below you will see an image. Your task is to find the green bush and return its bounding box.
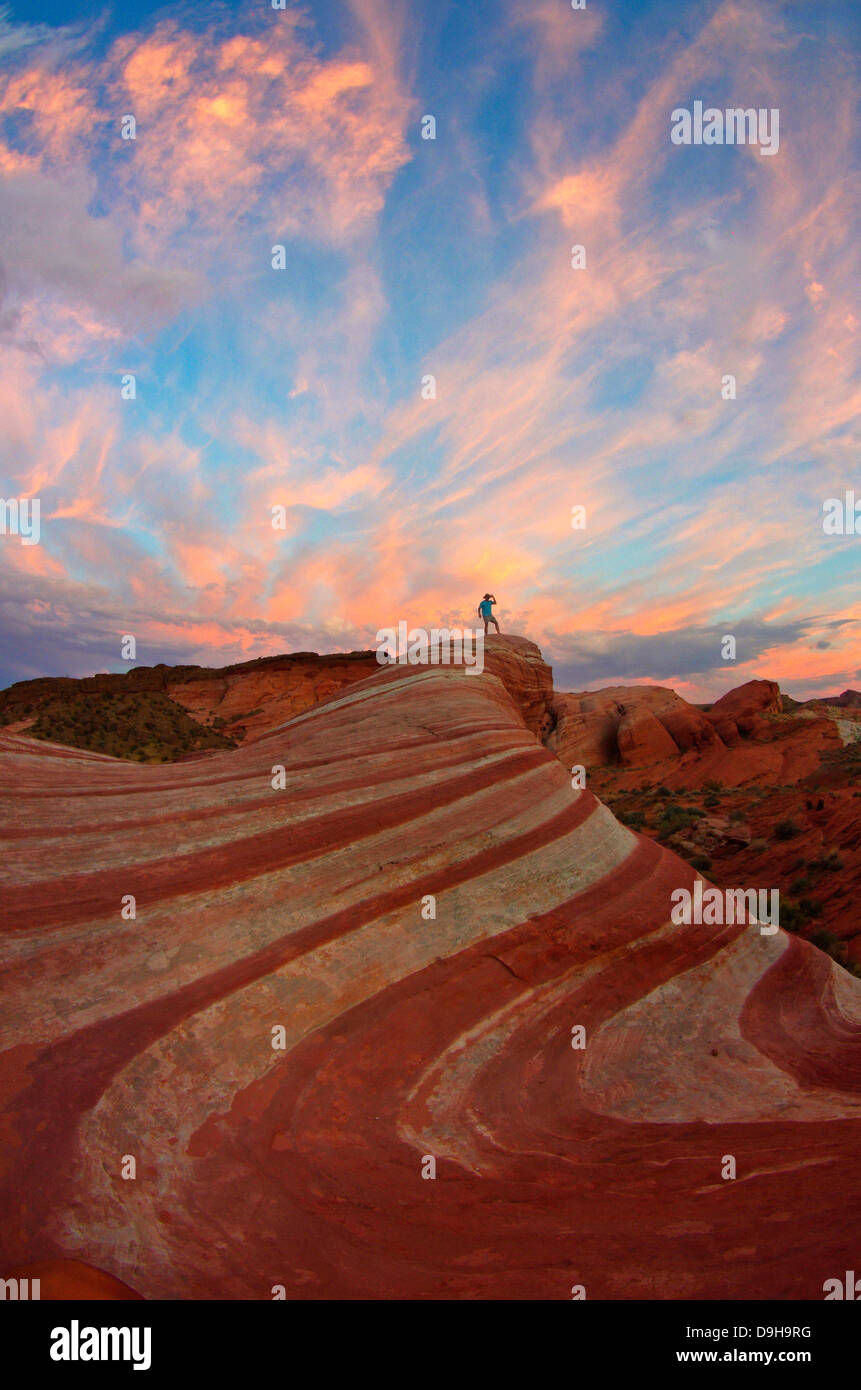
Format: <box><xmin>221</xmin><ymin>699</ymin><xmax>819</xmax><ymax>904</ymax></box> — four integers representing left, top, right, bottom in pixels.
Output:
<box><xmin>799</xmin><ymin>897</ymin><xmax>824</xmax><ymax>919</ymax></box>
<box><xmin>809</xmin><ymin>849</ymin><xmax>843</xmax><ymax>873</ymax></box>
<box><xmin>780</xmin><ymin>900</ymin><xmax>807</xmax><ymax>932</ymax></box>
<box><xmin>774</xmin><ymin>819</ymin><xmax>800</xmax><ymax>841</ymax></box>
<box><xmin>27</xmin><ymin>691</ymin><xmax>237</xmax><ymax>762</ymax></box>
<box><xmin>656</xmin><ymin>803</ymin><xmax>697</xmax><ymax>839</ymax></box>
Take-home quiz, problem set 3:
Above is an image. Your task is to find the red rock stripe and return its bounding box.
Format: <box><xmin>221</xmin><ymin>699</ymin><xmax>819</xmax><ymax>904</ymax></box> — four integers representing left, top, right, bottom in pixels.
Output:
<box><xmin>1</xmin><ymin>746</ymin><xmax>558</xmax><ymax>931</ymax></box>
<box><xmin>0</xmin><ymin>791</ymin><xmax>612</xmax><ymax>1252</ymax></box>
<box><xmin>0</xmin><ymin>734</ymin><xmax>530</xmax><ymax>839</ymax></box>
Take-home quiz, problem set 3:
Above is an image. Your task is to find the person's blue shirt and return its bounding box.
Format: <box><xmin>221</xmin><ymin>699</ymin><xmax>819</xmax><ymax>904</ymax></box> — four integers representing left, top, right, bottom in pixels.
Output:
<box><xmin>478</xmin><ymin>599</ymin><xmax>494</xmax><ymax>618</ymax></box>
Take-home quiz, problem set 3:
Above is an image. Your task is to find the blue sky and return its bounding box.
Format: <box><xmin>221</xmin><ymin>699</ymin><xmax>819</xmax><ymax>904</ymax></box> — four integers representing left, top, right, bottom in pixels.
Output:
<box><xmin>0</xmin><ymin>0</ymin><xmax>859</xmax><ymax>698</ymax></box>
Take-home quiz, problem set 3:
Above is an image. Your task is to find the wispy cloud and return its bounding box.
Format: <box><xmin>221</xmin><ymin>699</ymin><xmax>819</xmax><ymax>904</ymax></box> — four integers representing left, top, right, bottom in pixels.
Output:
<box><xmin>0</xmin><ymin>0</ymin><xmax>858</xmax><ymax>699</ymax></box>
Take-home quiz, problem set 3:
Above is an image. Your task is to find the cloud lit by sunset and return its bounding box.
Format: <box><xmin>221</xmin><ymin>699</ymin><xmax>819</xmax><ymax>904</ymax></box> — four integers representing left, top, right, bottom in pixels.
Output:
<box><xmin>0</xmin><ymin>0</ymin><xmax>858</xmax><ymax>699</ymax></box>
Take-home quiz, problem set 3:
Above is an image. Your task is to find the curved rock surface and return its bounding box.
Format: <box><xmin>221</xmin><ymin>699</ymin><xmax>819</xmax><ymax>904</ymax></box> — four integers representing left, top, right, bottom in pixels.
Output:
<box><xmin>707</xmin><ymin>679</ymin><xmax>783</xmax><ymax>744</ymax></box>
<box><xmin>554</xmin><ymin>686</ymin><xmax>721</xmax><ymax>772</ymax></box>
<box><xmin>1</xmin><ymin>638</ymin><xmax>860</xmax><ymax>1299</ymax></box>
<box><xmin>553</xmin><ymin>681</ymin><xmax>841</xmax><ymax>789</ymax></box>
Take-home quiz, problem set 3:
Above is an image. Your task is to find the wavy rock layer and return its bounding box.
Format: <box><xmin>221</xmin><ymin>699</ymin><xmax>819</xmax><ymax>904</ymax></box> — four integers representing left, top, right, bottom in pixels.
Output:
<box><xmin>1</xmin><ymin>638</ymin><xmax>860</xmax><ymax>1300</ymax></box>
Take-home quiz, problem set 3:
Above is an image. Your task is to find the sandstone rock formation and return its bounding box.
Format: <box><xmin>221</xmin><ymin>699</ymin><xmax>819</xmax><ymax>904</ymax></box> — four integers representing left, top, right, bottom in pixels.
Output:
<box><xmin>1</xmin><ymin>638</ymin><xmax>860</xmax><ymax>1299</ymax></box>
<box><xmin>166</xmin><ymin>652</ymin><xmax>380</xmax><ymax>742</ymax></box>
<box><xmin>0</xmin><ymin>651</ymin><xmax>381</xmax><ymax>749</ymax></box>
<box><xmin>553</xmin><ymin>684</ymin><xmax>721</xmax><ymax>770</ymax></box>
<box><xmin>808</xmin><ymin>689</ymin><xmax>861</xmax><ymax>710</ymax></box>
<box><xmin>706</xmin><ymin>678</ymin><xmax>782</xmax><ymax>744</ymax></box>
<box><xmin>554</xmin><ymin>680</ymin><xmax>840</xmax><ymax>789</ymax></box>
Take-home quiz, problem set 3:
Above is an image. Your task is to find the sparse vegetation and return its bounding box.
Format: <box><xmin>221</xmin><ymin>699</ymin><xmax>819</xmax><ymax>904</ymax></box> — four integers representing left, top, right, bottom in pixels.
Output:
<box><xmin>774</xmin><ymin>818</ymin><xmax>801</xmax><ymax>841</ymax></box>
<box><xmin>656</xmin><ymin>803</ymin><xmax>698</xmax><ymax>840</ymax></box>
<box><xmin>780</xmin><ymin>899</ymin><xmax>813</xmax><ymax>932</ymax></box>
<box><xmin>25</xmin><ymin>692</ymin><xmax>236</xmax><ymax>762</ymax></box>
<box><xmin>808</xmin><ymin>848</ymin><xmax>843</xmax><ymax>873</ymax></box>
<box><xmin>808</xmin><ymin>929</ymin><xmax>859</xmax><ymax>978</ymax></box>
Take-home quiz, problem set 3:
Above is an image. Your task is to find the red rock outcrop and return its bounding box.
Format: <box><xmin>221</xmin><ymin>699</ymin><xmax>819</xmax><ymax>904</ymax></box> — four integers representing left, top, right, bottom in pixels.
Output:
<box><xmin>808</xmin><ymin>690</ymin><xmax>861</xmax><ymax>710</ymax></box>
<box><xmin>1</xmin><ymin>638</ymin><xmax>860</xmax><ymax>1299</ymax></box>
<box><xmin>706</xmin><ymin>679</ymin><xmax>782</xmax><ymax>744</ymax></box>
<box><xmin>481</xmin><ymin>634</ymin><xmax>554</xmax><ymax>736</ymax></box>
<box><xmin>617</xmin><ymin>708</ymin><xmax>680</xmax><ymax>765</ymax></box>
<box><xmin>0</xmin><ymin>652</ymin><xmax>381</xmax><ymax>748</ymax></box>
<box><xmin>553</xmin><ymin>685</ymin><xmax>720</xmax><ymax>771</ymax></box>
<box><xmin>166</xmin><ymin>653</ymin><xmax>382</xmax><ymax>741</ymax></box>
<box><xmin>554</xmin><ymin>680</ymin><xmax>841</xmax><ymax>790</ymax></box>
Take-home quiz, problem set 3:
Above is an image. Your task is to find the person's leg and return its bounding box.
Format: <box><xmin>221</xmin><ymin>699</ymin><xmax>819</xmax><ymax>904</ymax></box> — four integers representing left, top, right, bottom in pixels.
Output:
<box><xmin>491</xmin><ymin>618</ymin><xmax>500</xmax><ymax>632</ymax></box>
<box><xmin>483</xmin><ymin>618</ymin><xmax>489</xmax><ymax>633</ymax></box>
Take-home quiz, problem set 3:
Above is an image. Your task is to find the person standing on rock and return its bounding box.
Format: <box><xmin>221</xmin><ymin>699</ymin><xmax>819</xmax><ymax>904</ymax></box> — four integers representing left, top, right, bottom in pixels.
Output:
<box><xmin>478</xmin><ymin>593</ymin><xmax>500</xmax><ymax>634</ymax></box>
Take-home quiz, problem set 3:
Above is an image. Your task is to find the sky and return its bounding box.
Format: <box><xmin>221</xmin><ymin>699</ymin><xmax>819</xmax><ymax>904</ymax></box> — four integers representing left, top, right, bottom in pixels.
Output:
<box><xmin>0</xmin><ymin>0</ymin><xmax>858</xmax><ymax>701</ymax></box>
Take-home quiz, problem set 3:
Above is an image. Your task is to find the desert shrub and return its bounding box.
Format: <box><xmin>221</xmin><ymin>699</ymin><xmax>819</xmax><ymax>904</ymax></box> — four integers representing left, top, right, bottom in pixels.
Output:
<box><xmin>690</xmin><ymin>854</ymin><xmax>712</xmax><ymax>872</ymax></box>
<box><xmin>799</xmin><ymin>896</ymin><xmax>824</xmax><ymax>919</ymax></box>
<box><xmin>703</xmin><ymin>778</ymin><xmax>724</xmax><ymax>793</ymax></box>
<box><xmin>728</xmin><ymin>808</ymin><xmax>746</xmax><ymax>824</ymax></box>
<box><xmin>656</xmin><ymin>804</ymin><xmax>696</xmax><ymax>839</ymax></box>
<box><xmin>27</xmin><ymin>691</ymin><xmax>236</xmax><ymax>762</ymax></box>
<box><xmin>809</xmin><ymin>849</ymin><xmax>843</xmax><ymax>873</ymax></box>
<box><xmin>703</xmin><ymin>792</ymin><xmax>720</xmax><ymax>808</ymax></box>
<box><xmin>780</xmin><ymin>900</ymin><xmax>807</xmax><ymax>932</ymax></box>
<box><xmin>790</xmin><ymin>876</ymin><xmax>812</xmax><ymax>896</ymax></box>
<box><xmin>774</xmin><ymin>819</ymin><xmax>800</xmax><ymax>841</ymax></box>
